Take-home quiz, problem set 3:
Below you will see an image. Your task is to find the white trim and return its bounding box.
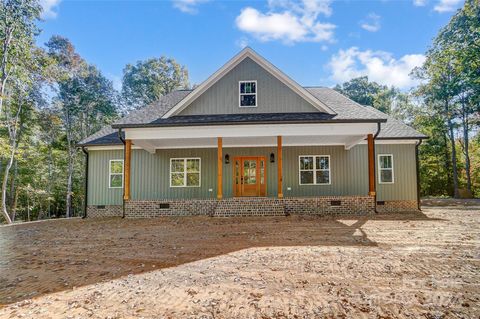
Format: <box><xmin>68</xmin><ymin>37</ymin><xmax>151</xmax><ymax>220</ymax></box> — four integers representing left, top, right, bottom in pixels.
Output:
<box><xmin>169</xmin><ymin>157</ymin><xmax>201</xmax><ymax>188</ymax></box>
<box><xmin>358</xmin><ymin>139</ymin><xmax>418</xmax><ymax>145</ymax></box>
<box><xmin>126</xmin><ymin>123</ymin><xmax>378</xmax><ymax>140</ymax></box>
<box><xmin>162</xmin><ymin>47</ymin><xmax>335</xmax><ymax>118</ymax></box>
<box><xmin>109</xmin><ymin>159</ymin><xmax>124</xmax><ymax>189</ymax></box>
<box><xmin>298</xmin><ymin>155</ymin><xmax>331</xmax><ymax>186</ymax></box>
<box><xmin>239</xmin><ymin>80</ymin><xmax>257</xmax><ymax>108</ymax></box>
<box><xmin>378</xmin><ymin>154</ymin><xmax>394</xmax><ymax>184</ymax></box>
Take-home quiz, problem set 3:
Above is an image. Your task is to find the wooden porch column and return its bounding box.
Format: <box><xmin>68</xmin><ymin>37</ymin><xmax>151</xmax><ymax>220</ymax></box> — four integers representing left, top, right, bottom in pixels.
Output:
<box><xmin>367</xmin><ymin>134</ymin><xmax>375</xmax><ymax>196</ymax></box>
<box><xmin>277</xmin><ymin>136</ymin><xmax>283</xmax><ymax>198</ymax></box>
<box><xmin>217</xmin><ymin>137</ymin><xmax>223</xmax><ymax>200</ymax></box>
<box><xmin>124</xmin><ymin>139</ymin><xmax>132</xmax><ymax>200</ymax></box>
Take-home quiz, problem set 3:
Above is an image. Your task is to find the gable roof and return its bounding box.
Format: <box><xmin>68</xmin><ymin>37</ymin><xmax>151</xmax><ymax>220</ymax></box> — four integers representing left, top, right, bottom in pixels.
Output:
<box><xmin>161</xmin><ymin>47</ymin><xmax>336</xmax><ymax>118</ymax></box>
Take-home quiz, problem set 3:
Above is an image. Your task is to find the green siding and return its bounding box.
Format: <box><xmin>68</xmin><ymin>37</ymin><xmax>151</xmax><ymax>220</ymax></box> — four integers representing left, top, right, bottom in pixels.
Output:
<box><xmin>283</xmin><ymin>146</ymin><xmax>369</xmax><ymax>197</ymax></box>
<box><xmin>178</xmin><ymin>57</ymin><xmax>319</xmax><ymax>115</ymax></box>
<box><xmin>376</xmin><ymin>144</ymin><xmax>417</xmax><ymax>201</ymax></box>
<box><xmin>87</xmin><ymin>144</ymin><xmax>418</xmax><ymax>205</ymax></box>
<box><xmin>88</xmin><ymin>150</ymin><xmax>124</xmax><ymax>205</ymax></box>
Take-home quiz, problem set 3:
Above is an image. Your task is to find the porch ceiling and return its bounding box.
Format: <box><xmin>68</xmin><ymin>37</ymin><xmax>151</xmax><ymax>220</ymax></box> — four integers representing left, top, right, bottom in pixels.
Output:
<box><xmin>132</xmin><ymin>135</ymin><xmax>367</xmax><ymax>153</ymax></box>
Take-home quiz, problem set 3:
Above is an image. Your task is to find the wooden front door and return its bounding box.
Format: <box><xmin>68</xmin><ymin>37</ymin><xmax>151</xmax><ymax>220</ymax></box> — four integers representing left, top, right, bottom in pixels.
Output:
<box><xmin>233</xmin><ymin>156</ymin><xmax>266</xmax><ymax>197</ymax></box>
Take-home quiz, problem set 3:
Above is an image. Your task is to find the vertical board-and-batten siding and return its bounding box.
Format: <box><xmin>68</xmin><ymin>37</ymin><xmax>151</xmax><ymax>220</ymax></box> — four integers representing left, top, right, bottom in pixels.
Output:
<box><xmin>87</xmin><ymin>144</ymin><xmax>417</xmax><ymax>205</ymax></box>
<box><xmin>178</xmin><ymin>57</ymin><xmax>319</xmax><ymax>115</ymax></box>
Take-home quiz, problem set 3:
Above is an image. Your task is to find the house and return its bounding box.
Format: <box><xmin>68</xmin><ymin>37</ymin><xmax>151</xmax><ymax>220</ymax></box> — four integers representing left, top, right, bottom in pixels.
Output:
<box><xmin>78</xmin><ymin>48</ymin><xmax>427</xmax><ymax>218</ymax></box>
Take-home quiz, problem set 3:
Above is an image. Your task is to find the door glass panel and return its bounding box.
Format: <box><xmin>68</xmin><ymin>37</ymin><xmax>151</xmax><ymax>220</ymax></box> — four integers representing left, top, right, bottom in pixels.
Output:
<box><xmin>260</xmin><ymin>159</ymin><xmax>265</xmax><ymax>184</ymax></box>
<box><xmin>243</xmin><ymin>160</ymin><xmax>256</xmax><ymax>184</ymax></box>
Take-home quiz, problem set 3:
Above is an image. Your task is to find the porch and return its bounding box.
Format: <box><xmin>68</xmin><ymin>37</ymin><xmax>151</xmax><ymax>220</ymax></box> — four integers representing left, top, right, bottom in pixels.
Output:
<box><xmin>121</xmin><ymin>122</ymin><xmax>379</xmax><ymax>202</ymax></box>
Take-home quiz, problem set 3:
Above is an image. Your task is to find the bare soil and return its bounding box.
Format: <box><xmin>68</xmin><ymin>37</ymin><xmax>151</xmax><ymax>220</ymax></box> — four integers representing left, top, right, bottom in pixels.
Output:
<box><xmin>0</xmin><ymin>206</ymin><xmax>478</xmax><ymax>318</ymax></box>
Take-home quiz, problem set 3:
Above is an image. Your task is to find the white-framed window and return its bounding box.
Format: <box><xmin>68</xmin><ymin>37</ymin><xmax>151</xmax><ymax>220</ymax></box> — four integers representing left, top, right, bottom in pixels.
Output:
<box><xmin>378</xmin><ymin>154</ymin><xmax>394</xmax><ymax>184</ymax></box>
<box><xmin>239</xmin><ymin>80</ymin><xmax>257</xmax><ymax>107</ymax></box>
<box><xmin>299</xmin><ymin>155</ymin><xmax>331</xmax><ymax>185</ymax></box>
<box><xmin>109</xmin><ymin>159</ymin><xmax>124</xmax><ymax>188</ymax></box>
<box><xmin>170</xmin><ymin>158</ymin><xmax>201</xmax><ymax>187</ymax></box>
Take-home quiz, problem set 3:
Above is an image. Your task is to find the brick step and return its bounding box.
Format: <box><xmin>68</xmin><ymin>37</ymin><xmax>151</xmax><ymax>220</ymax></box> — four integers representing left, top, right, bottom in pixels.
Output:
<box><xmin>213</xmin><ymin>198</ymin><xmax>286</xmax><ymax>217</ymax></box>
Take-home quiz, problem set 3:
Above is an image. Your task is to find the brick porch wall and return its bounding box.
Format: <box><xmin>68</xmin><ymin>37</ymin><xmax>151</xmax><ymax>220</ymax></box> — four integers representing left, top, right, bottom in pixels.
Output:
<box><xmin>376</xmin><ymin>200</ymin><xmax>419</xmax><ymax>213</ymax></box>
<box><xmin>284</xmin><ymin>196</ymin><xmax>375</xmax><ymax>215</ymax></box>
<box><xmin>125</xmin><ymin>199</ymin><xmax>219</xmax><ymax>218</ymax></box>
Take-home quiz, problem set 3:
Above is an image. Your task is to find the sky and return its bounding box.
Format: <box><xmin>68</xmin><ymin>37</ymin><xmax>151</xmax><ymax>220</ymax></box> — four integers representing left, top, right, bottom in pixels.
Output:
<box><xmin>37</xmin><ymin>0</ymin><xmax>463</xmax><ymax>91</ymax></box>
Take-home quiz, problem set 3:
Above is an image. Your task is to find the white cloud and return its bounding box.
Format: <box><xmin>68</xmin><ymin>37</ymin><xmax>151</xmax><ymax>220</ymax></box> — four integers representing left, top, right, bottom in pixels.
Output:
<box><xmin>172</xmin><ymin>0</ymin><xmax>209</xmax><ymax>14</ymax></box>
<box><xmin>413</xmin><ymin>0</ymin><xmax>428</xmax><ymax>6</ymax></box>
<box><xmin>40</xmin><ymin>0</ymin><xmax>61</xmax><ymax>19</ymax></box>
<box><xmin>360</xmin><ymin>13</ymin><xmax>381</xmax><ymax>32</ymax></box>
<box><xmin>434</xmin><ymin>0</ymin><xmax>463</xmax><ymax>12</ymax></box>
<box><xmin>327</xmin><ymin>47</ymin><xmax>426</xmax><ymax>89</ymax></box>
<box><xmin>235</xmin><ymin>37</ymin><xmax>249</xmax><ymax>49</ymax></box>
<box><xmin>235</xmin><ymin>0</ymin><xmax>335</xmax><ymax>44</ymax></box>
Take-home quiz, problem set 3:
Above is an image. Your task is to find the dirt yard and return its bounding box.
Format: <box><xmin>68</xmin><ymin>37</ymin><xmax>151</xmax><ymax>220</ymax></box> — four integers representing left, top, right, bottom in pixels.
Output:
<box><xmin>0</xmin><ymin>206</ymin><xmax>478</xmax><ymax>318</ymax></box>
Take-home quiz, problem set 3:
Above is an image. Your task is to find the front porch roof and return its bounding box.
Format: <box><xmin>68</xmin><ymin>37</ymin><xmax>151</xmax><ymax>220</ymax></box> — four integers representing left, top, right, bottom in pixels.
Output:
<box><xmin>125</xmin><ymin>122</ymin><xmax>380</xmax><ymax>153</ymax></box>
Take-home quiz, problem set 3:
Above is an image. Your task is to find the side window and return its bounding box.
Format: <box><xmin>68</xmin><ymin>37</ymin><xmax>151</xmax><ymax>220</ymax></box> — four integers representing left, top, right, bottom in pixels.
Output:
<box><xmin>299</xmin><ymin>155</ymin><xmax>331</xmax><ymax>185</ymax></box>
<box><xmin>378</xmin><ymin>154</ymin><xmax>394</xmax><ymax>184</ymax></box>
<box><xmin>239</xmin><ymin>81</ymin><xmax>257</xmax><ymax>107</ymax></box>
<box><xmin>170</xmin><ymin>158</ymin><xmax>201</xmax><ymax>187</ymax></box>
<box><xmin>109</xmin><ymin>160</ymin><xmax>124</xmax><ymax>188</ymax></box>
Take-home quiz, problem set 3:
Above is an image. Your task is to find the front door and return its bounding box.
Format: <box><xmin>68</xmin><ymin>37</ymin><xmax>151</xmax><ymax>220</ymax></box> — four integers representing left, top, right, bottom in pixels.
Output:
<box><xmin>233</xmin><ymin>157</ymin><xmax>266</xmax><ymax>197</ymax></box>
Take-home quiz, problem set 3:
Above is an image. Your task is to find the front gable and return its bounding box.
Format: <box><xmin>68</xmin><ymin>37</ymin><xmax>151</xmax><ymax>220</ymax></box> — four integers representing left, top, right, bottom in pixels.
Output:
<box><xmin>179</xmin><ymin>57</ymin><xmax>320</xmax><ymax>115</ymax></box>
<box><xmin>163</xmin><ymin>48</ymin><xmax>335</xmax><ymax>118</ymax></box>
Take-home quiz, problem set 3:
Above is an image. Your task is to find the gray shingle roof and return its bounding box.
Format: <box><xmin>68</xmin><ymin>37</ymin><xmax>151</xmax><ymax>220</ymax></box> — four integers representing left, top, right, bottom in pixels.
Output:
<box><xmin>364</xmin><ymin>106</ymin><xmax>427</xmax><ymax>139</ymax></box>
<box><xmin>79</xmin><ymin>87</ymin><xmax>425</xmax><ymax>146</ymax></box>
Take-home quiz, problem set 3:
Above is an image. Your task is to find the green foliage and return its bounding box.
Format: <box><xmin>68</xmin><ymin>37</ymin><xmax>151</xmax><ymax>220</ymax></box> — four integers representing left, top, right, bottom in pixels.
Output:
<box><xmin>121</xmin><ymin>57</ymin><xmax>189</xmax><ymax>109</ymax></box>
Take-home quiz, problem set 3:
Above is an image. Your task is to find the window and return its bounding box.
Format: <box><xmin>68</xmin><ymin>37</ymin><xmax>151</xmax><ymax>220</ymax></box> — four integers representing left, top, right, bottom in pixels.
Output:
<box><xmin>299</xmin><ymin>155</ymin><xmax>331</xmax><ymax>185</ymax></box>
<box><xmin>170</xmin><ymin>158</ymin><xmax>201</xmax><ymax>187</ymax></box>
<box><xmin>378</xmin><ymin>154</ymin><xmax>394</xmax><ymax>184</ymax></box>
<box><xmin>109</xmin><ymin>160</ymin><xmax>123</xmax><ymax>188</ymax></box>
<box><xmin>239</xmin><ymin>81</ymin><xmax>257</xmax><ymax>107</ymax></box>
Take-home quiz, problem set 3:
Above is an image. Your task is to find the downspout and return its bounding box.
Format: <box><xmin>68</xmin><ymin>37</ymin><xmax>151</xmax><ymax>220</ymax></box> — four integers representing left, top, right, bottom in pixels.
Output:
<box><xmin>118</xmin><ymin>128</ymin><xmax>126</xmax><ymax>218</ymax></box>
<box><xmin>415</xmin><ymin>139</ymin><xmax>423</xmax><ymax>211</ymax></box>
<box><xmin>82</xmin><ymin>147</ymin><xmax>89</xmax><ymax>219</ymax></box>
<box><xmin>373</xmin><ymin>122</ymin><xmax>381</xmax><ymax>213</ymax></box>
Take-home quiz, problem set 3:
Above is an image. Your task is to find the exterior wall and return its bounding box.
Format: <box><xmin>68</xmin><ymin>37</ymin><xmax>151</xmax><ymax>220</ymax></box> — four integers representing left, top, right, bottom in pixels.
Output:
<box><xmin>87</xmin><ymin>144</ymin><xmax>418</xmax><ymax>206</ymax></box>
<box><xmin>376</xmin><ymin>200</ymin><xmax>418</xmax><ymax>213</ymax></box>
<box><xmin>88</xmin><ymin>150</ymin><xmax>124</xmax><ymax>206</ymax></box>
<box><xmin>375</xmin><ymin>144</ymin><xmax>417</xmax><ymax>201</ymax></box>
<box><xmin>178</xmin><ymin>57</ymin><xmax>319</xmax><ymax>115</ymax></box>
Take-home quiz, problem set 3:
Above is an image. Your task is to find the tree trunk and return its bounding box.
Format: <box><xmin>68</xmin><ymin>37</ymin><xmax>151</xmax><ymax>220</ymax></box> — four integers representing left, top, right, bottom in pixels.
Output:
<box><xmin>11</xmin><ymin>189</ymin><xmax>18</xmax><ymax>222</ymax></box>
<box><xmin>1</xmin><ymin>144</ymin><xmax>14</xmax><ymax>224</ymax></box>
<box><xmin>446</xmin><ymin>115</ymin><xmax>460</xmax><ymax>198</ymax></box>
<box><xmin>461</xmin><ymin>100</ymin><xmax>472</xmax><ymax>192</ymax></box>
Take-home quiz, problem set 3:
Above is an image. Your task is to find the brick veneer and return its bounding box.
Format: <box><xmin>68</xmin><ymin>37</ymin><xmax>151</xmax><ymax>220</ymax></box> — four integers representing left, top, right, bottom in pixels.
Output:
<box><xmin>376</xmin><ymin>200</ymin><xmax>419</xmax><ymax>213</ymax></box>
<box><xmin>119</xmin><ymin>195</ymin><xmax>376</xmax><ymax>218</ymax></box>
<box><xmin>87</xmin><ymin>205</ymin><xmax>123</xmax><ymax>217</ymax></box>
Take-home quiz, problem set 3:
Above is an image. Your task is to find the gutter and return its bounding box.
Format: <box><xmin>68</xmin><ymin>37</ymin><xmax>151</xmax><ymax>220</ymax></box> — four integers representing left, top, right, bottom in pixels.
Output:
<box><xmin>81</xmin><ymin>147</ymin><xmax>89</xmax><ymax>219</ymax></box>
<box><xmin>373</xmin><ymin>122</ymin><xmax>381</xmax><ymax>214</ymax></box>
<box><xmin>118</xmin><ymin>129</ymin><xmax>126</xmax><ymax>219</ymax></box>
<box><xmin>415</xmin><ymin>139</ymin><xmax>423</xmax><ymax>211</ymax></box>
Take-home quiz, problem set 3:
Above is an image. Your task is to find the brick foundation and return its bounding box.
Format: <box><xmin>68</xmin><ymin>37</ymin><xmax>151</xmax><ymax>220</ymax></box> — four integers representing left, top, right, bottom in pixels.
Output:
<box><xmin>284</xmin><ymin>196</ymin><xmax>375</xmax><ymax>215</ymax></box>
<box><xmin>119</xmin><ymin>195</ymin><xmax>376</xmax><ymax>218</ymax></box>
<box><xmin>125</xmin><ymin>199</ymin><xmax>219</xmax><ymax>218</ymax></box>
<box><xmin>87</xmin><ymin>205</ymin><xmax>123</xmax><ymax>217</ymax></box>
<box><xmin>376</xmin><ymin>200</ymin><xmax>419</xmax><ymax>213</ymax></box>
<box><xmin>88</xmin><ymin>198</ymin><xmax>418</xmax><ymax>218</ymax></box>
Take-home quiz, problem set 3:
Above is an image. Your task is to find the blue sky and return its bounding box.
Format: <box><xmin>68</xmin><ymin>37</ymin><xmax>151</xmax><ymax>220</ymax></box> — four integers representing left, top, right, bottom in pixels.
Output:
<box><xmin>37</xmin><ymin>0</ymin><xmax>463</xmax><ymax>90</ymax></box>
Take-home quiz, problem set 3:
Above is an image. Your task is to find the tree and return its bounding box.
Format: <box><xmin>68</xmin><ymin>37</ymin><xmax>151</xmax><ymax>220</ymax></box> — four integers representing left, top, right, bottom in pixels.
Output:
<box><xmin>121</xmin><ymin>57</ymin><xmax>189</xmax><ymax>109</ymax></box>
<box><xmin>334</xmin><ymin>76</ymin><xmax>388</xmax><ymax>108</ymax></box>
<box><xmin>46</xmin><ymin>36</ymin><xmax>119</xmax><ymax>218</ymax></box>
<box><xmin>0</xmin><ymin>0</ymin><xmax>42</xmax><ymax>224</ymax></box>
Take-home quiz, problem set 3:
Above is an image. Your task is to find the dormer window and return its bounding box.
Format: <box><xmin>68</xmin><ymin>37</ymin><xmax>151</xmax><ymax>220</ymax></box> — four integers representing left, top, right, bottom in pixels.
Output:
<box><xmin>239</xmin><ymin>81</ymin><xmax>257</xmax><ymax>107</ymax></box>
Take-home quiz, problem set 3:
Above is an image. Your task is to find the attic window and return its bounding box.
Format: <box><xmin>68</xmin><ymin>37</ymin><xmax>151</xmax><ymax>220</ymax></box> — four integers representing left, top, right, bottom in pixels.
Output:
<box><xmin>239</xmin><ymin>81</ymin><xmax>257</xmax><ymax>107</ymax></box>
